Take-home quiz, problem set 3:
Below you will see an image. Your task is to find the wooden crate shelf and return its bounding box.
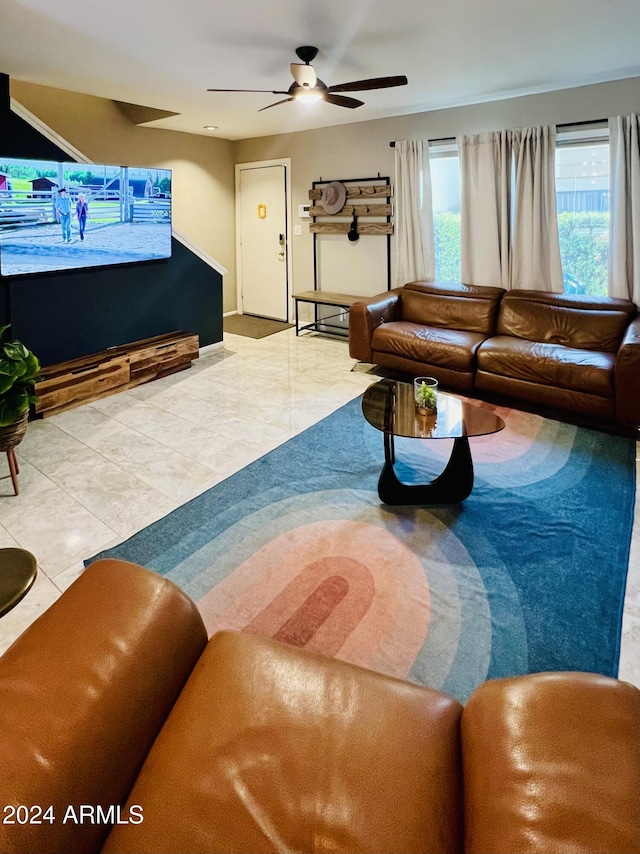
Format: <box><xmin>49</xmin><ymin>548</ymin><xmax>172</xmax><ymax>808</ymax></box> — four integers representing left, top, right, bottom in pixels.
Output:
<box><xmin>33</xmin><ymin>331</ymin><xmax>199</xmax><ymax>417</ymax></box>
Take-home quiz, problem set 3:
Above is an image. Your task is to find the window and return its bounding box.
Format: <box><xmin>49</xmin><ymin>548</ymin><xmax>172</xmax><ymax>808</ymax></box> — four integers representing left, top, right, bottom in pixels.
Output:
<box><xmin>555</xmin><ymin>127</ymin><xmax>609</xmax><ymax>296</ymax></box>
<box><xmin>428</xmin><ymin>126</ymin><xmax>610</xmax><ymax>295</ymax></box>
<box><xmin>430</xmin><ymin>144</ymin><xmax>461</xmax><ymax>282</ymax></box>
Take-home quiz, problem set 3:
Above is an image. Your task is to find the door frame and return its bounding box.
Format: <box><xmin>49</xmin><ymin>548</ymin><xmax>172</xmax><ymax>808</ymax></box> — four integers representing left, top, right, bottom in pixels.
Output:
<box><xmin>235</xmin><ymin>158</ymin><xmax>292</xmax><ymax>320</ymax></box>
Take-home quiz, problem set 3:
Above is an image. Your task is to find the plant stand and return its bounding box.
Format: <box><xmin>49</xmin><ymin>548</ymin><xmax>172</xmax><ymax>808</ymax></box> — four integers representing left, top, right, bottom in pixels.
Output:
<box><xmin>0</xmin><ymin>412</ymin><xmax>29</xmax><ymax>496</ymax></box>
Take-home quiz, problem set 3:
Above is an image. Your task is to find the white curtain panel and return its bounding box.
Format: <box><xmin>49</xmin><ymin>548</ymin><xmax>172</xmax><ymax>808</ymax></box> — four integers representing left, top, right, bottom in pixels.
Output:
<box><xmin>609</xmin><ymin>114</ymin><xmax>640</xmax><ymax>303</ymax></box>
<box><xmin>511</xmin><ymin>125</ymin><xmax>563</xmax><ymax>292</ymax></box>
<box><xmin>458</xmin><ymin>131</ymin><xmax>512</xmax><ymax>288</ymax></box>
<box><xmin>394</xmin><ymin>139</ymin><xmax>435</xmax><ymax>285</ymax></box>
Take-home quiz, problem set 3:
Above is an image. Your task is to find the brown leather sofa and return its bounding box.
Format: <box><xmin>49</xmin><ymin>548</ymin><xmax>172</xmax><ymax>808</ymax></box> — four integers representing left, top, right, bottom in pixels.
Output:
<box><xmin>349</xmin><ymin>281</ymin><xmax>640</xmax><ymax>428</ymax></box>
<box><xmin>1</xmin><ymin>559</ymin><xmax>639</xmax><ymax>854</ymax></box>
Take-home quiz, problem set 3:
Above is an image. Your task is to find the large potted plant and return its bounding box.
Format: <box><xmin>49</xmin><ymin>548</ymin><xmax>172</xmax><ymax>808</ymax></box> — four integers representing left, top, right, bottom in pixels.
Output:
<box><xmin>0</xmin><ymin>324</ymin><xmax>40</xmax><ymax>493</ymax></box>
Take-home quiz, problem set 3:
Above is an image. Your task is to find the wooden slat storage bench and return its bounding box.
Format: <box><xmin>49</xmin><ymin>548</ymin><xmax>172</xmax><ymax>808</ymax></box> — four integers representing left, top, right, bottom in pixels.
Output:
<box><xmin>33</xmin><ymin>331</ymin><xmax>199</xmax><ymax>417</ymax></box>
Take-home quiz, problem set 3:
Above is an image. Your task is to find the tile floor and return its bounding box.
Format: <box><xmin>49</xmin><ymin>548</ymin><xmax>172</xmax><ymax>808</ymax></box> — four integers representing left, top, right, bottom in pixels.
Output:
<box><xmin>1</xmin><ymin>328</ymin><xmax>639</xmax><ymax>690</ymax></box>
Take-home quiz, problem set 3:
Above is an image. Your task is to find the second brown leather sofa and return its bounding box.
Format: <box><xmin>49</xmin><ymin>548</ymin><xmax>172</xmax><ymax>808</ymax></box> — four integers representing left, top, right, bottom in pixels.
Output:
<box><xmin>0</xmin><ymin>559</ymin><xmax>639</xmax><ymax>854</ymax></box>
<box><xmin>349</xmin><ymin>281</ymin><xmax>640</xmax><ymax>428</ymax></box>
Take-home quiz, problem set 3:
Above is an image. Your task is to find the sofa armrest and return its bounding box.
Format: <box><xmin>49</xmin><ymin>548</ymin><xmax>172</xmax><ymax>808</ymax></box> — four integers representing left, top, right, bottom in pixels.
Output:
<box><xmin>462</xmin><ymin>672</ymin><xmax>640</xmax><ymax>854</ymax></box>
<box><xmin>348</xmin><ymin>289</ymin><xmax>402</xmax><ymax>362</ymax></box>
<box><xmin>614</xmin><ymin>315</ymin><xmax>640</xmax><ymax>426</ymax></box>
<box><xmin>0</xmin><ymin>559</ymin><xmax>207</xmax><ymax>854</ymax></box>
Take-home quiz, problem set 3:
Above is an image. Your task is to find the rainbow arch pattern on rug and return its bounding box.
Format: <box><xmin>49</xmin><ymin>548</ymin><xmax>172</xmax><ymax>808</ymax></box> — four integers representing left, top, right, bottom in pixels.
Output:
<box><xmin>89</xmin><ymin>395</ymin><xmax>636</xmax><ymax>702</ymax></box>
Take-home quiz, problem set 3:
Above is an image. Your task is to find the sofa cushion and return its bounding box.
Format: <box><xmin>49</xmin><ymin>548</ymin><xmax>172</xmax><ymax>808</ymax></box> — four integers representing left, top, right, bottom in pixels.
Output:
<box><xmin>477</xmin><ymin>335</ymin><xmax>615</xmax><ymax>397</ymax></box>
<box><xmin>0</xmin><ymin>559</ymin><xmax>207</xmax><ymax>854</ymax></box>
<box><xmin>497</xmin><ymin>291</ymin><xmax>635</xmax><ymax>352</ymax></box>
<box><xmin>373</xmin><ymin>321</ymin><xmax>486</xmax><ymax>372</ymax></box>
<box><xmin>401</xmin><ymin>282</ymin><xmax>504</xmax><ymax>334</ymax></box>
<box><xmin>102</xmin><ymin>630</ymin><xmax>464</xmax><ymax>854</ymax></box>
<box><xmin>462</xmin><ymin>672</ymin><xmax>640</xmax><ymax>854</ymax></box>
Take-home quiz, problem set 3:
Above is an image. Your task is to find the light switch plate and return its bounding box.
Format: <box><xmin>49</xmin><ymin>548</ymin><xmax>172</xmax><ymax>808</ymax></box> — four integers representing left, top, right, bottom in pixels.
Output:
<box><xmin>294</xmin><ymin>225</ymin><xmax>303</xmax><ymax>236</ymax></box>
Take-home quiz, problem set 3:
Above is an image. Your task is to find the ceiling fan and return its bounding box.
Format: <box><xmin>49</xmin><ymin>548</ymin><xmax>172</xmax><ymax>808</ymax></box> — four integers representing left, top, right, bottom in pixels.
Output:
<box><xmin>207</xmin><ymin>45</ymin><xmax>408</xmax><ymax>111</ymax></box>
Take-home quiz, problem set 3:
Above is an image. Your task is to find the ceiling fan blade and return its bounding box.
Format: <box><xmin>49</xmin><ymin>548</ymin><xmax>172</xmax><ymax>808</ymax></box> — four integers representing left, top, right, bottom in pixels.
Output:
<box><xmin>328</xmin><ymin>75</ymin><xmax>408</xmax><ymax>93</ymax></box>
<box><xmin>290</xmin><ymin>63</ymin><xmax>316</xmax><ymax>88</ymax></box>
<box><xmin>324</xmin><ymin>93</ymin><xmax>364</xmax><ymax>109</ymax></box>
<box><xmin>207</xmin><ymin>88</ymin><xmax>290</xmax><ymax>94</ymax></box>
<box><xmin>258</xmin><ymin>97</ymin><xmax>295</xmax><ymax>112</ymax></box>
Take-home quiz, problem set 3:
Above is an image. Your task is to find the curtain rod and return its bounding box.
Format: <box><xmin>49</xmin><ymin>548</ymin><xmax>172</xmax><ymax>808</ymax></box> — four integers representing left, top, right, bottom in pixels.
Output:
<box><xmin>557</xmin><ymin>118</ymin><xmax>607</xmax><ymax>129</ymax></box>
<box><xmin>389</xmin><ymin>119</ymin><xmax>609</xmax><ymax>147</ymax></box>
<box><xmin>389</xmin><ymin>138</ymin><xmax>453</xmax><ymax>147</ymax></box>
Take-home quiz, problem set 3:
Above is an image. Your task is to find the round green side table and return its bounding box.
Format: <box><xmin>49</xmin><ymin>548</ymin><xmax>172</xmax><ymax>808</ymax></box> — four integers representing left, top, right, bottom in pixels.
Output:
<box><xmin>0</xmin><ymin>548</ymin><xmax>37</xmax><ymax>618</ymax></box>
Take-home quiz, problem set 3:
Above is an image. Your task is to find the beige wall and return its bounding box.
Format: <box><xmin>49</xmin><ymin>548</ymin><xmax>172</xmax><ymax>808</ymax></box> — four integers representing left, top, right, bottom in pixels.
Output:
<box><xmin>10</xmin><ymin>79</ymin><xmax>238</xmax><ymax>312</ymax></box>
<box><xmin>11</xmin><ymin>76</ymin><xmax>640</xmax><ymax>314</ymax></box>
<box><xmin>234</xmin><ymin>77</ymin><xmax>640</xmax><ymax>303</ymax></box>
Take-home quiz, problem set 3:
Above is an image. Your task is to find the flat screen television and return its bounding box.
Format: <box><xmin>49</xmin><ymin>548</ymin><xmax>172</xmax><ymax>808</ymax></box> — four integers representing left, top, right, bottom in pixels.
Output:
<box><xmin>0</xmin><ymin>157</ymin><xmax>172</xmax><ymax>277</ymax></box>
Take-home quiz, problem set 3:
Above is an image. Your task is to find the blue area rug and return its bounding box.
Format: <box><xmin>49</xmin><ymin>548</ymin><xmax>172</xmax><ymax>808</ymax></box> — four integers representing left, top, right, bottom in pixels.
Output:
<box><xmin>87</xmin><ymin>395</ymin><xmax>636</xmax><ymax>702</ymax></box>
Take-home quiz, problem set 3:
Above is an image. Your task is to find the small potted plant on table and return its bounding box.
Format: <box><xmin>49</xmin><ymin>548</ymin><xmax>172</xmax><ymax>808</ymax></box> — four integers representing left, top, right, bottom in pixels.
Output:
<box><xmin>414</xmin><ymin>376</ymin><xmax>438</xmax><ymax>416</ymax></box>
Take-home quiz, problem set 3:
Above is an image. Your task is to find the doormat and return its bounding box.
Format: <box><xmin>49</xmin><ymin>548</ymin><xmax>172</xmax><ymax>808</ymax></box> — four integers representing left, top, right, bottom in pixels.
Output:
<box><xmin>86</xmin><ymin>395</ymin><xmax>636</xmax><ymax>703</ymax></box>
<box><xmin>223</xmin><ymin>314</ymin><xmax>294</xmax><ymax>339</ymax></box>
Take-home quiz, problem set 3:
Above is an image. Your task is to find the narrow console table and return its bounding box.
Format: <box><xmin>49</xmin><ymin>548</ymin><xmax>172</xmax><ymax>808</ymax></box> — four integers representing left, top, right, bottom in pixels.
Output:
<box><xmin>34</xmin><ymin>331</ymin><xmax>199</xmax><ymax>417</ymax></box>
<box><xmin>293</xmin><ymin>291</ymin><xmax>362</xmax><ymax>338</ymax></box>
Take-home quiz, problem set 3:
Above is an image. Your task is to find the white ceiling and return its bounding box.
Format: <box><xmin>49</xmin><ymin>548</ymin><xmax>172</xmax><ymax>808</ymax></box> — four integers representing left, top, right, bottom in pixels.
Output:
<box><xmin>2</xmin><ymin>0</ymin><xmax>639</xmax><ymax>141</ymax></box>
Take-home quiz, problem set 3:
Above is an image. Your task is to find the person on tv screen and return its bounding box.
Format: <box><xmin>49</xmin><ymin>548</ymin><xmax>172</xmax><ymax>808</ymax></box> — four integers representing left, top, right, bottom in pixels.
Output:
<box><xmin>55</xmin><ymin>187</ymin><xmax>72</xmax><ymax>242</ymax></box>
<box><xmin>76</xmin><ymin>193</ymin><xmax>89</xmax><ymax>241</ymax></box>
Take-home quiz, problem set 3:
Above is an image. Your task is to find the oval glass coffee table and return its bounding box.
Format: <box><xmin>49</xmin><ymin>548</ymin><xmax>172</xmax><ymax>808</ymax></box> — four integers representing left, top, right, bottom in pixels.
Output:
<box><xmin>362</xmin><ymin>379</ymin><xmax>505</xmax><ymax>505</ymax></box>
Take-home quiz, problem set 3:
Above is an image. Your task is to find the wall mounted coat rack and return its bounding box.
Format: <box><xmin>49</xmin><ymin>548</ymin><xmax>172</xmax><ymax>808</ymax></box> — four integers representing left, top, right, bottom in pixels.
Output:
<box><xmin>295</xmin><ymin>177</ymin><xmax>392</xmax><ymax>338</ymax></box>
<box><xmin>308</xmin><ymin>181</ymin><xmax>394</xmax><ymax>235</ymax></box>
<box><xmin>309</xmin><ymin>176</ymin><xmax>393</xmax><ymax>293</ymax></box>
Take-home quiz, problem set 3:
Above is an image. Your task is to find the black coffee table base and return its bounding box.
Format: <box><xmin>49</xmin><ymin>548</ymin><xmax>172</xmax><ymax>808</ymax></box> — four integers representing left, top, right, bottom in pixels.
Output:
<box><xmin>379</xmin><ymin>431</ymin><xmax>474</xmax><ymax>505</ymax></box>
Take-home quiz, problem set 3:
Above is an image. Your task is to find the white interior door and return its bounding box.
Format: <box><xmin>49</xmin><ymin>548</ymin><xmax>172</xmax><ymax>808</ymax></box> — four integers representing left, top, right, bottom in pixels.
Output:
<box><xmin>239</xmin><ymin>165</ymin><xmax>288</xmax><ymax>320</ymax></box>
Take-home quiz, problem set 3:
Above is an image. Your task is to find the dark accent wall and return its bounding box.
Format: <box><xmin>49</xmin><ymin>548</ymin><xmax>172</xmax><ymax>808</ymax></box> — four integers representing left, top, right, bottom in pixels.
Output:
<box><xmin>1</xmin><ymin>73</ymin><xmax>223</xmax><ymax>364</ymax></box>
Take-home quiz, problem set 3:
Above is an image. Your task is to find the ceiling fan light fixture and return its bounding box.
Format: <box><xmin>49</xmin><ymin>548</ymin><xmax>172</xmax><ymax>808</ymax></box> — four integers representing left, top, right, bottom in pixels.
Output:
<box><xmin>290</xmin><ymin>62</ymin><xmax>317</xmax><ymax>88</ymax></box>
<box><xmin>207</xmin><ymin>46</ymin><xmax>406</xmax><ymax>113</ymax></box>
<box><xmin>294</xmin><ymin>89</ymin><xmax>323</xmax><ymax>104</ymax></box>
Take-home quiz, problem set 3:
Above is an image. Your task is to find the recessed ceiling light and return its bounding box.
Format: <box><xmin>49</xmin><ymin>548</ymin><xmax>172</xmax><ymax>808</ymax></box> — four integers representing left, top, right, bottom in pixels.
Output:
<box><xmin>203</xmin><ymin>125</ymin><xmax>218</xmax><ymax>131</ymax></box>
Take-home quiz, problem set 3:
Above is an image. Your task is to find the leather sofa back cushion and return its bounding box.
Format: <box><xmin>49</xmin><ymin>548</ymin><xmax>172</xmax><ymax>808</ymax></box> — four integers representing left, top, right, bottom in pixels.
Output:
<box><xmin>497</xmin><ymin>291</ymin><xmax>635</xmax><ymax>352</ymax></box>
<box><xmin>103</xmin><ymin>631</ymin><xmax>464</xmax><ymax>854</ymax></box>
<box><xmin>401</xmin><ymin>286</ymin><xmax>502</xmax><ymax>334</ymax></box>
<box><xmin>462</xmin><ymin>672</ymin><xmax>640</xmax><ymax>854</ymax></box>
